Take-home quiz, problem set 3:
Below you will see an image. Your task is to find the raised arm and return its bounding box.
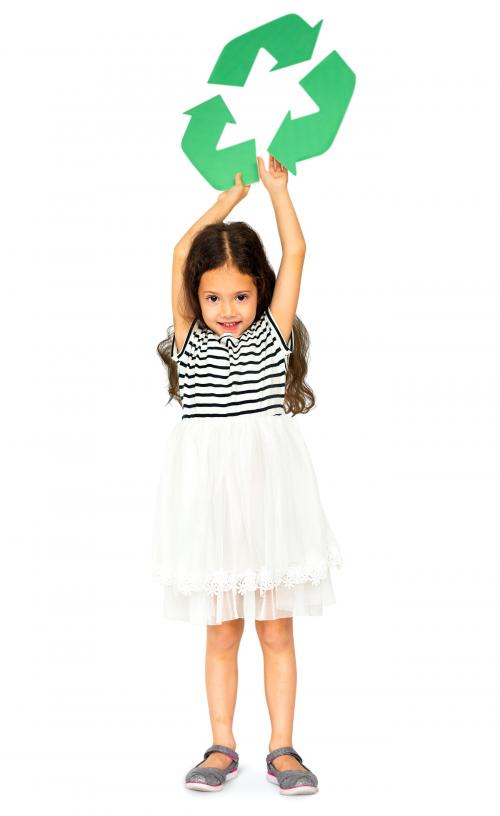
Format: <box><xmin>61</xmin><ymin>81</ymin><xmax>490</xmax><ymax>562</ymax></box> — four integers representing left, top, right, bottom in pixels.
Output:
<box><xmin>171</xmin><ymin>173</ymin><xmax>252</xmax><ymax>351</ymax></box>
<box><xmin>171</xmin><ymin>199</ymin><xmax>226</xmax><ymax>322</ymax></box>
<box><xmin>257</xmin><ymin>155</ymin><xmax>305</xmax><ymax>346</ymax></box>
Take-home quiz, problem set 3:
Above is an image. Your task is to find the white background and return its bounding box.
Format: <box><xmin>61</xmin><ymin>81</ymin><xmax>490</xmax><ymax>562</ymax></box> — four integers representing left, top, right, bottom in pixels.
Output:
<box><xmin>2</xmin><ymin>0</ymin><xmax>499</xmax><ymax>813</ymax></box>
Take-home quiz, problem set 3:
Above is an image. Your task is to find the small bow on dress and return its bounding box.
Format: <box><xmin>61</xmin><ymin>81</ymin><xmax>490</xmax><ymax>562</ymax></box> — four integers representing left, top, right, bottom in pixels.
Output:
<box><xmin>218</xmin><ymin>332</ymin><xmax>241</xmax><ymax>348</ymax></box>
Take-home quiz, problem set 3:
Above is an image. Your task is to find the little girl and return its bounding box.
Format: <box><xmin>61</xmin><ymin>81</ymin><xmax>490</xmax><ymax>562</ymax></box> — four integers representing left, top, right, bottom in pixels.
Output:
<box><xmin>153</xmin><ymin>154</ymin><xmax>343</xmax><ymax>795</ymax></box>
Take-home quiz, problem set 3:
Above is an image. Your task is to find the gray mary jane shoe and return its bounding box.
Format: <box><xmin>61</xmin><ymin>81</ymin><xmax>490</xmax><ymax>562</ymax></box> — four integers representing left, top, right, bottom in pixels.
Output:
<box><xmin>184</xmin><ymin>744</ymin><xmax>239</xmax><ymax>792</ymax></box>
<box><xmin>266</xmin><ymin>746</ymin><xmax>319</xmax><ymax>795</ymax></box>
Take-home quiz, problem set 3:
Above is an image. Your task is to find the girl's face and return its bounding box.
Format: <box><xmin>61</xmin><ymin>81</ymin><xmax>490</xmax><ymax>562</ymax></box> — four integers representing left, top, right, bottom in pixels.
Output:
<box><xmin>199</xmin><ymin>265</ymin><xmax>258</xmax><ymax>337</ymax></box>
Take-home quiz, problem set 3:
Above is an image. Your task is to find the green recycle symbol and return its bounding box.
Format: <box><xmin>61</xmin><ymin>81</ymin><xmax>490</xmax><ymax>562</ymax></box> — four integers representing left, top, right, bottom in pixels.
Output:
<box><xmin>181</xmin><ymin>14</ymin><xmax>356</xmax><ymax>190</ymax></box>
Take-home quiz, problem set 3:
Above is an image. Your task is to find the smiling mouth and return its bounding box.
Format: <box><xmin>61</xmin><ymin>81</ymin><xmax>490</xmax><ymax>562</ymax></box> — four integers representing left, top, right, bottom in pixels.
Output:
<box><xmin>218</xmin><ymin>321</ymin><xmax>241</xmax><ymax>328</ymax></box>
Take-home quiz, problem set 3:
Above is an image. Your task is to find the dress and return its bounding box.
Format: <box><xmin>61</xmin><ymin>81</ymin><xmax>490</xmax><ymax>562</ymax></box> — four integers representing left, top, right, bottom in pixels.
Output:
<box><xmin>152</xmin><ymin>306</ymin><xmax>343</xmax><ymax>625</ymax></box>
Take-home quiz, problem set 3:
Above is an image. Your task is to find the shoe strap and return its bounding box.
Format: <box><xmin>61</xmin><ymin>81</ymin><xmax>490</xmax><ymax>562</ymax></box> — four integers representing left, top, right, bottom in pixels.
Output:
<box><xmin>204</xmin><ymin>743</ymin><xmax>238</xmax><ymax>763</ymax></box>
<box><xmin>267</xmin><ymin>745</ymin><xmax>303</xmax><ymax>765</ymax></box>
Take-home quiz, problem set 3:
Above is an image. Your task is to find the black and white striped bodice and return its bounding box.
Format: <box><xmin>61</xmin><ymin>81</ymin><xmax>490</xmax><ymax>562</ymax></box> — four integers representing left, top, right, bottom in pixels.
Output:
<box><xmin>171</xmin><ymin>307</ymin><xmax>294</xmax><ymax>420</ymax></box>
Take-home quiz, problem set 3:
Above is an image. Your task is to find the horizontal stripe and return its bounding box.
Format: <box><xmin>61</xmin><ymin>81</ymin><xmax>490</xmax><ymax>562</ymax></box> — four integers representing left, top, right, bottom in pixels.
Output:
<box><xmin>182</xmin><ymin>404</ymin><xmax>286</xmax><ymax>420</ymax></box>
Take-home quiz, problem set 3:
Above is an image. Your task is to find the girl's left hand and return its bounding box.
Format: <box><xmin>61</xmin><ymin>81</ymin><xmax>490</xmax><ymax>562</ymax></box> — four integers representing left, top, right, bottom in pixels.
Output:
<box><xmin>257</xmin><ymin>154</ymin><xmax>288</xmax><ymax>194</ymax></box>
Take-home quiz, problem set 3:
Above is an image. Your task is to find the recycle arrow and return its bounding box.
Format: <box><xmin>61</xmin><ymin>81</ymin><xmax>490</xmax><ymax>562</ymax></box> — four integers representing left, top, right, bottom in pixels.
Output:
<box><xmin>207</xmin><ymin>13</ymin><xmax>323</xmax><ymax>87</ymax></box>
<box><xmin>181</xmin><ymin>95</ymin><xmax>259</xmax><ymax>191</ymax></box>
<box><xmin>267</xmin><ymin>50</ymin><xmax>356</xmax><ymax>175</ymax></box>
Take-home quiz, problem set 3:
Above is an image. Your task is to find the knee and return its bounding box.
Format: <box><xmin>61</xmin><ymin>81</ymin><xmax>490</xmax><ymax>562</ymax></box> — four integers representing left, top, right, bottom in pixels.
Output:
<box><xmin>255</xmin><ymin>617</ymin><xmax>294</xmax><ymax>650</ymax></box>
<box><xmin>207</xmin><ymin>617</ymin><xmax>244</xmax><ymax>651</ymax></box>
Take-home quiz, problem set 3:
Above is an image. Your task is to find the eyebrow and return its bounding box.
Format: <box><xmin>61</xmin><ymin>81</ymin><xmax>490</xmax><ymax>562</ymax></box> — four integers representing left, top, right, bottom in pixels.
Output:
<box><xmin>201</xmin><ymin>290</ymin><xmax>253</xmax><ymax>295</ymax></box>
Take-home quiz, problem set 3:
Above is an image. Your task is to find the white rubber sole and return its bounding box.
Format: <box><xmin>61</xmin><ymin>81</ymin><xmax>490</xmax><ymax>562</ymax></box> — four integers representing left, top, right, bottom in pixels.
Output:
<box><xmin>185</xmin><ymin>768</ymin><xmax>239</xmax><ymax>791</ymax></box>
<box><xmin>267</xmin><ymin>771</ymin><xmax>318</xmax><ymax>795</ymax></box>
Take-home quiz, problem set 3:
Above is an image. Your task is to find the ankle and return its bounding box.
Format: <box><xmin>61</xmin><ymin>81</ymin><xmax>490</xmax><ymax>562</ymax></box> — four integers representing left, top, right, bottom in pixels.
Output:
<box><xmin>269</xmin><ymin>739</ymin><xmax>293</xmax><ymax>752</ymax></box>
<box><xmin>213</xmin><ymin>738</ymin><xmax>237</xmax><ymax>751</ymax></box>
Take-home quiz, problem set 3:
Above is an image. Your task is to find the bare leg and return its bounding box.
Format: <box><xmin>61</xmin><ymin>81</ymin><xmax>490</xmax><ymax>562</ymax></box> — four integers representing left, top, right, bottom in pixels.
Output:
<box><xmin>255</xmin><ymin>616</ymin><xmax>310</xmax><ymax>773</ymax></box>
<box><xmin>197</xmin><ymin>617</ymin><xmax>244</xmax><ymax>769</ymax></box>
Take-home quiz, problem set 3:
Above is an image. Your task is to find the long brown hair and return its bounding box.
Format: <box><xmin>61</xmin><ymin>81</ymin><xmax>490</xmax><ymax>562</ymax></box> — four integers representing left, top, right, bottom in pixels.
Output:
<box><xmin>156</xmin><ymin>221</ymin><xmax>315</xmax><ymax>415</ymax></box>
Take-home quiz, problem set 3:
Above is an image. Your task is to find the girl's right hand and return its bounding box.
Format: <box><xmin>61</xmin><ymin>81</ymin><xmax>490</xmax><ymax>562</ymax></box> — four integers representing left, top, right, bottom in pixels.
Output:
<box><xmin>217</xmin><ymin>171</ymin><xmax>251</xmax><ymax>208</ymax></box>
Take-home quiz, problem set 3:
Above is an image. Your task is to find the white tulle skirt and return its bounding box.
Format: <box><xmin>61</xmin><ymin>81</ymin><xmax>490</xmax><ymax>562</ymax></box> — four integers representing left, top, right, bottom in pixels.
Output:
<box><xmin>152</xmin><ymin>412</ymin><xmax>343</xmax><ymax>626</ymax></box>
